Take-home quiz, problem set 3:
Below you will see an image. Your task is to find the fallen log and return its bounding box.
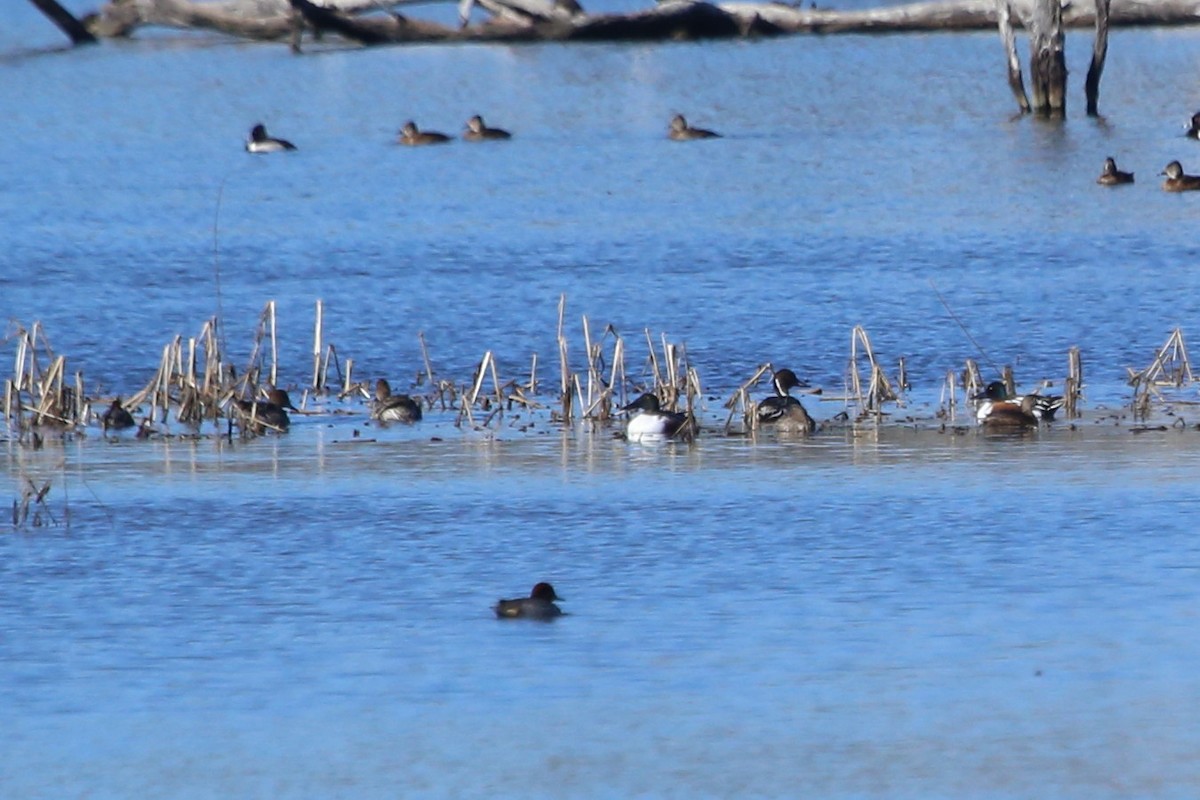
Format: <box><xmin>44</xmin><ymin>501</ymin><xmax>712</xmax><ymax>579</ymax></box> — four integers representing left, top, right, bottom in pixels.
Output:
<box><xmin>81</xmin><ymin>0</ymin><xmax>1200</xmax><ymax>44</ymax></box>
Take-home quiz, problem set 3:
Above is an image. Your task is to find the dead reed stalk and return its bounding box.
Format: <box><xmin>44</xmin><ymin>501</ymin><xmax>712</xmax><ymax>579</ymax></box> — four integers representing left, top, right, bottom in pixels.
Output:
<box><xmin>1065</xmin><ymin>346</ymin><xmax>1083</xmax><ymax>419</ymax></box>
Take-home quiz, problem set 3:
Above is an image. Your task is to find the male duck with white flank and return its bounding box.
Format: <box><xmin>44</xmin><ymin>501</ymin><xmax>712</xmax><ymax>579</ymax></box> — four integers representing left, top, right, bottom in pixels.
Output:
<box><xmin>1097</xmin><ymin>157</ymin><xmax>1134</xmax><ymax>186</ymax></box>
<box><xmin>494</xmin><ymin>582</ymin><xmax>564</xmax><ymax>620</ymax></box>
<box><xmin>372</xmin><ymin>378</ymin><xmax>423</xmax><ymax>424</ymax></box>
<box><xmin>973</xmin><ymin>381</ymin><xmax>1064</xmax><ymax>429</ymax></box>
<box><xmin>1161</xmin><ymin>160</ymin><xmax>1200</xmax><ymax>191</ymax></box>
<box><xmin>245</xmin><ymin>124</ymin><xmax>296</xmax><ymax>153</ymax></box>
<box><xmin>398</xmin><ymin>121</ymin><xmax>451</xmax><ymax>146</ymax></box>
<box><xmin>756</xmin><ymin>368</ymin><xmax>816</xmax><ymax>434</ymax></box>
<box><xmin>668</xmin><ymin>114</ymin><xmax>720</xmax><ymax>141</ymax></box>
<box><xmin>622</xmin><ymin>393</ymin><xmax>693</xmax><ymax>443</ymax></box>
<box><xmin>462</xmin><ymin>115</ymin><xmax>512</xmax><ymax>142</ymax></box>
<box><xmin>1186</xmin><ymin>111</ymin><xmax>1200</xmax><ymax>139</ymax></box>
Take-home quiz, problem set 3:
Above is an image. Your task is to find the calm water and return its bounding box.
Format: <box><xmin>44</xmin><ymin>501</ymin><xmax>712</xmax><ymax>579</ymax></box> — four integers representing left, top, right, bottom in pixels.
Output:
<box><xmin>4</xmin><ymin>3</ymin><xmax>1200</xmax><ymax>798</ymax></box>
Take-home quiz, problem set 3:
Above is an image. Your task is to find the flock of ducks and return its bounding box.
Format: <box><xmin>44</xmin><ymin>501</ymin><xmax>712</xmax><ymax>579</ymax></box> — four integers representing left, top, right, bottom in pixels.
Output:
<box><xmin>97</xmin><ymin>369</ymin><xmax>1063</xmax><ymax>440</ymax></box>
<box><xmin>243</xmin><ymin>114</ymin><xmax>720</xmax><ymax>152</ymax></box>
<box><xmin>1099</xmin><ymin>112</ymin><xmax>1200</xmax><ymax>191</ymax></box>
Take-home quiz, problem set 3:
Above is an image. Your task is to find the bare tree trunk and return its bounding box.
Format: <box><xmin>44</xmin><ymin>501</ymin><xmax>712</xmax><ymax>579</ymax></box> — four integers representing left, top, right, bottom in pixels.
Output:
<box><xmin>996</xmin><ymin>0</ymin><xmax>1031</xmax><ymax>113</ymax></box>
<box><xmin>1028</xmin><ymin>0</ymin><xmax>1067</xmax><ymax>116</ymax></box>
<box><xmin>1085</xmin><ymin>0</ymin><xmax>1111</xmax><ymax>115</ymax></box>
<box><xmin>26</xmin><ymin>0</ymin><xmax>97</xmax><ymax>45</ymax></box>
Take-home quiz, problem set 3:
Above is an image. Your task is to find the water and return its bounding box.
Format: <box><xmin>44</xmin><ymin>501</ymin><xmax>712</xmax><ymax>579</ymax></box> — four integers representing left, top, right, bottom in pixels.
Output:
<box><xmin>4</xmin><ymin>5</ymin><xmax>1200</xmax><ymax>798</ymax></box>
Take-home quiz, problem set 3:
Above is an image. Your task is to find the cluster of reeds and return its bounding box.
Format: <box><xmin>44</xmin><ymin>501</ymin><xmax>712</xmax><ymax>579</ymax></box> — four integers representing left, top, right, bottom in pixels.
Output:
<box><xmin>6</xmin><ymin>299</ymin><xmax>1200</xmax><ymax>444</ymax></box>
<box><xmin>1129</xmin><ymin>327</ymin><xmax>1194</xmax><ymax>419</ymax></box>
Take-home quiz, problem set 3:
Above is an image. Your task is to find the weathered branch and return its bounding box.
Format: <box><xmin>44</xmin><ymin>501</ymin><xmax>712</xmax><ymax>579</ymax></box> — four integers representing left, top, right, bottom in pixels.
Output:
<box><xmin>1086</xmin><ymin>0</ymin><xmax>1112</xmax><ymax>115</ymax></box>
<box><xmin>1028</xmin><ymin>0</ymin><xmax>1067</xmax><ymax>115</ymax></box>
<box><xmin>27</xmin><ymin>0</ymin><xmax>98</xmax><ymax>45</ymax></box>
<box><xmin>996</xmin><ymin>0</ymin><xmax>1031</xmax><ymax>113</ymax></box>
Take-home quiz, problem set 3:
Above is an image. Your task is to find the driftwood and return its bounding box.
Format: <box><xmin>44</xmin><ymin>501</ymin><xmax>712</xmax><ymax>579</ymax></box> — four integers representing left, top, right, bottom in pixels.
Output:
<box><xmin>76</xmin><ymin>0</ymin><xmax>1200</xmax><ymax>44</ymax></box>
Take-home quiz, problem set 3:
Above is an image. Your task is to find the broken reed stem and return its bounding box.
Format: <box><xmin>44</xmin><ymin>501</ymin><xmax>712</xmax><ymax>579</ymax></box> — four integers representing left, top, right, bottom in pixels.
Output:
<box><xmin>942</xmin><ymin>370</ymin><xmax>957</xmax><ymax>422</ymax></box>
<box><xmin>343</xmin><ymin>358</ymin><xmax>353</xmax><ymax>396</ymax></box>
<box><xmin>582</xmin><ymin>315</ymin><xmax>596</xmax><ymax>412</ymax></box>
<box><xmin>962</xmin><ymin>359</ymin><xmax>983</xmax><ymax>398</ymax></box>
<box><xmin>418</xmin><ymin>331</ymin><xmax>435</xmax><ymax>386</ymax></box>
<box><xmin>557</xmin><ymin>295</ymin><xmax>573</xmax><ymax>423</ymax></box>
<box><xmin>527</xmin><ymin>352</ymin><xmax>538</xmax><ymax>394</ymax></box>
<box><xmin>312</xmin><ymin>299</ymin><xmax>323</xmax><ymax>391</ymax></box>
<box><xmin>267</xmin><ymin>300</ymin><xmax>278</xmax><ymax>388</ymax></box>
<box><xmin>1066</xmin><ymin>346</ymin><xmax>1082</xmax><ymax>419</ymax></box>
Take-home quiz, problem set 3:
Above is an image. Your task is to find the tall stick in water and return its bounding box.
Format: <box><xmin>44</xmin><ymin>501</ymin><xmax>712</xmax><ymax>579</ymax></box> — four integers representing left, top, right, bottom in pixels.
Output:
<box><xmin>312</xmin><ymin>299</ymin><xmax>324</xmax><ymax>391</ymax></box>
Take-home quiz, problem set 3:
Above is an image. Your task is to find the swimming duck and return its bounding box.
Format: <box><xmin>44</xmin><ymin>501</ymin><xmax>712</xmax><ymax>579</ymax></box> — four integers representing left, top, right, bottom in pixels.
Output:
<box><xmin>622</xmin><ymin>393</ymin><xmax>693</xmax><ymax>443</ymax></box>
<box><xmin>462</xmin><ymin>115</ymin><xmax>512</xmax><ymax>142</ymax></box>
<box><xmin>668</xmin><ymin>114</ymin><xmax>720</xmax><ymax>141</ymax></box>
<box><xmin>234</xmin><ymin>387</ymin><xmax>297</xmax><ymax>432</ymax></box>
<box><xmin>398</xmin><ymin>121</ymin><xmax>451</xmax><ymax>146</ymax></box>
<box><xmin>1161</xmin><ymin>160</ymin><xmax>1200</xmax><ymax>192</ymax></box>
<box><xmin>973</xmin><ymin>381</ymin><xmax>1063</xmax><ymax>427</ymax></box>
<box><xmin>245</xmin><ymin>123</ymin><xmax>296</xmax><ymax>153</ymax></box>
<box><xmin>372</xmin><ymin>378</ymin><xmax>422</xmax><ymax>423</ymax></box>
<box><xmin>494</xmin><ymin>582</ymin><xmax>563</xmax><ymax>620</ymax></box>
<box><xmin>1097</xmin><ymin>157</ymin><xmax>1134</xmax><ymax>186</ymax></box>
<box><xmin>1186</xmin><ymin>112</ymin><xmax>1200</xmax><ymax>139</ymax></box>
<box><xmin>101</xmin><ymin>398</ymin><xmax>135</xmax><ymax>431</ymax></box>
<box><xmin>756</xmin><ymin>368</ymin><xmax>816</xmax><ymax>434</ymax></box>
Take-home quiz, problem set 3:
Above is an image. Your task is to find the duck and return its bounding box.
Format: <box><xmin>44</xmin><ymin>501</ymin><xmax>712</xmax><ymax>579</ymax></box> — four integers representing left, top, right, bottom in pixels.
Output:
<box><xmin>245</xmin><ymin>123</ymin><xmax>296</xmax><ymax>153</ymax></box>
<box><xmin>972</xmin><ymin>381</ymin><xmax>1063</xmax><ymax>427</ymax></box>
<box><xmin>398</xmin><ymin>121</ymin><xmax>451</xmax><ymax>146</ymax></box>
<box><xmin>1160</xmin><ymin>160</ymin><xmax>1200</xmax><ymax>192</ymax></box>
<box><xmin>756</xmin><ymin>368</ymin><xmax>816</xmax><ymax>434</ymax></box>
<box><xmin>234</xmin><ymin>387</ymin><xmax>298</xmax><ymax>432</ymax></box>
<box><xmin>1186</xmin><ymin>111</ymin><xmax>1200</xmax><ymax>139</ymax></box>
<box><xmin>462</xmin><ymin>114</ymin><xmax>512</xmax><ymax>142</ymax></box>
<box><xmin>622</xmin><ymin>393</ymin><xmax>693</xmax><ymax>443</ymax></box>
<box><xmin>101</xmin><ymin>398</ymin><xmax>135</xmax><ymax>431</ymax></box>
<box><xmin>372</xmin><ymin>378</ymin><xmax>422</xmax><ymax>423</ymax></box>
<box><xmin>494</xmin><ymin>582</ymin><xmax>563</xmax><ymax>620</ymax></box>
<box><xmin>668</xmin><ymin>114</ymin><xmax>720</xmax><ymax>141</ymax></box>
<box><xmin>1097</xmin><ymin>157</ymin><xmax>1134</xmax><ymax>186</ymax></box>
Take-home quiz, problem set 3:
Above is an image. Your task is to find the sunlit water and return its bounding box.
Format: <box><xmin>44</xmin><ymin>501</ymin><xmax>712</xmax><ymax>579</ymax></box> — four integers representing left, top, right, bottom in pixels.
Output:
<box><xmin>4</xmin><ymin>3</ymin><xmax>1200</xmax><ymax>797</ymax></box>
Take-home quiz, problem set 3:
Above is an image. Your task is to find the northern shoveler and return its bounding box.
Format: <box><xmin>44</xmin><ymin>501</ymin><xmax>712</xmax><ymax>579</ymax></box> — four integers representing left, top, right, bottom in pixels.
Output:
<box><xmin>398</xmin><ymin>121</ymin><xmax>451</xmax><ymax>146</ymax></box>
<box><xmin>462</xmin><ymin>115</ymin><xmax>512</xmax><ymax>141</ymax></box>
<box><xmin>973</xmin><ymin>381</ymin><xmax>1063</xmax><ymax>428</ymax></box>
<box><xmin>622</xmin><ymin>393</ymin><xmax>693</xmax><ymax>443</ymax></box>
<box><xmin>494</xmin><ymin>582</ymin><xmax>563</xmax><ymax>620</ymax></box>
<box><xmin>245</xmin><ymin>123</ymin><xmax>296</xmax><ymax>153</ymax></box>
<box><xmin>756</xmin><ymin>368</ymin><xmax>816</xmax><ymax>434</ymax></box>
<box><xmin>101</xmin><ymin>398</ymin><xmax>135</xmax><ymax>431</ymax></box>
<box><xmin>372</xmin><ymin>378</ymin><xmax>422</xmax><ymax>423</ymax></box>
<box><xmin>668</xmin><ymin>114</ymin><xmax>720</xmax><ymax>141</ymax></box>
<box><xmin>1161</xmin><ymin>160</ymin><xmax>1200</xmax><ymax>192</ymax></box>
<box><xmin>1097</xmin><ymin>157</ymin><xmax>1134</xmax><ymax>186</ymax></box>
<box><xmin>234</xmin><ymin>387</ymin><xmax>297</xmax><ymax>432</ymax></box>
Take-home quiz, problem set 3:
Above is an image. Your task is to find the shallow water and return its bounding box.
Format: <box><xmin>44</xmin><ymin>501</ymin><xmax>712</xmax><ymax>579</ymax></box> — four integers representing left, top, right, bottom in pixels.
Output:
<box><xmin>4</xmin><ymin>3</ymin><xmax>1200</xmax><ymax>798</ymax></box>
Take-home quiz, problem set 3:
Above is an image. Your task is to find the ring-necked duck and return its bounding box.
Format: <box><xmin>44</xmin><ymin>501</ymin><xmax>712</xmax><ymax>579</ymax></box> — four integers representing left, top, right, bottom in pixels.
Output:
<box><xmin>245</xmin><ymin>124</ymin><xmax>296</xmax><ymax>153</ymax></box>
<box><xmin>494</xmin><ymin>582</ymin><xmax>563</xmax><ymax>619</ymax></box>
<box><xmin>972</xmin><ymin>381</ymin><xmax>1063</xmax><ymax>427</ymax></box>
<box><xmin>398</xmin><ymin>121</ymin><xmax>451</xmax><ymax>146</ymax></box>
<box><xmin>756</xmin><ymin>368</ymin><xmax>816</xmax><ymax>434</ymax></box>
<box><xmin>668</xmin><ymin>114</ymin><xmax>720</xmax><ymax>141</ymax></box>
<box><xmin>462</xmin><ymin>115</ymin><xmax>512</xmax><ymax>141</ymax></box>
<box><xmin>372</xmin><ymin>378</ymin><xmax>423</xmax><ymax>423</ymax></box>
<box><xmin>101</xmin><ymin>398</ymin><xmax>135</xmax><ymax>431</ymax></box>
<box><xmin>1161</xmin><ymin>160</ymin><xmax>1200</xmax><ymax>191</ymax></box>
<box><xmin>1097</xmin><ymin>157</ymin><xmax>1134</xmax><ymax>186</ymax></box>
<box><xmin>1186</xmin><ymin>112</ymin><xmax>1200</xmax><ymax>139</ymax></box>
<box><xmin>621</xmin><ymin>393</ymin><xmax>693</xmax><ymax>443</ymax></box>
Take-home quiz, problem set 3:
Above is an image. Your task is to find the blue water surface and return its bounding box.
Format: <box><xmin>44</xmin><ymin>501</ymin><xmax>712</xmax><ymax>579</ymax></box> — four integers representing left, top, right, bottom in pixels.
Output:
<box><xmin>3</xmin><ymin>3</ymin><xmax>1200</xmax><ymax>798</ymax></box>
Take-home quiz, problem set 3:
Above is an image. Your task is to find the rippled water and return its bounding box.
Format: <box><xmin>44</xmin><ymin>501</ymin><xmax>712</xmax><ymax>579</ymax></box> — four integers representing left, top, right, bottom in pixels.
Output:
<box><xmin>4</xmin><ymin>4</ymin><xmax>1200</xmax><ymax>798</ymax></box>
